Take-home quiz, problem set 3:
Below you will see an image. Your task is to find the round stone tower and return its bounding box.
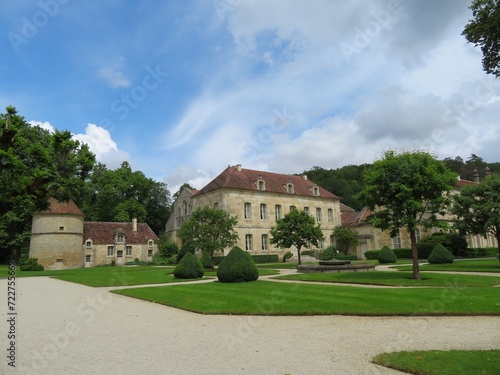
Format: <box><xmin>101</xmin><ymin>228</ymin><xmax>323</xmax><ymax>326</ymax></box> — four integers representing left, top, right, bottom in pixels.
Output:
<box><xmin>29</xmin><ymin>198</ymin><xmax>84</xmax><ymax>269</ymax></box>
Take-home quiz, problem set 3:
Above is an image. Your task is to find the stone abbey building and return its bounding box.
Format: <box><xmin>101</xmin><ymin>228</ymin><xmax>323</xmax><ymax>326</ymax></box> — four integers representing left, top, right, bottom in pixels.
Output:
<box><xmin>29</xmin><ymin>198</ymin><xmax>158</xmax><ymax>269</ymax></box>
<box><xmin>166</xmin><ymin>164</ymin><xmax>344</xmax><ymax>257</ymax></box>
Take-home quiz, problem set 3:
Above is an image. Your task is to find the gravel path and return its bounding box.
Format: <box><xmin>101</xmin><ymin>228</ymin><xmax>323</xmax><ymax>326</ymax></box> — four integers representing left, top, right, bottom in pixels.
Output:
<box><xmin>1</xmin><ymin>276</ymin><xmax>499</xmax><ymax>375</ymax></box>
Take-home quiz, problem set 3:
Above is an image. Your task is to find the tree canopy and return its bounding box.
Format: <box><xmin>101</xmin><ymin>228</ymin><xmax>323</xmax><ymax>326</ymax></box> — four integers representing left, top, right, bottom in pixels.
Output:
<box><xmin>269</xmin><ymin>209</ymin><xmax>324</xmax><ymax>265</ymax></box>
<box><xmin>177</xmin><ymin>206</ymin><xmax>238</xmax><ymax>270</ymax></box>
<box><xmin>358</xmin><ymin>150</ymin><xmax>457</xmax><ymax>279</ymax></box>
<box><xmin>463</xmin><ymin>0</ymin><xmax>500</xmax><ymax>77</ymax></box>
<box><xmin>81</xmin><ymin>161</ymin><xmax>171</xmax><ymax>235</ymax></box>
<box><xmin>0</xmin><ymin>106</ymin><xmax>95</xmax><ymax>260</ymax></box>
<box><xmin>452</xmin><ymin>173</ymin><xmax>500</xmax><ymax>263</ymax></box>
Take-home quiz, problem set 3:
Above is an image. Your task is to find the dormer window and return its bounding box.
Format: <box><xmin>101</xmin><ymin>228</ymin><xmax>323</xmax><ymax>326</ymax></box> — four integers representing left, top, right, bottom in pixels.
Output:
<box><xmin>86</xmin><ymin>240</ymin><xmax>92</xmax><ymax>248</ymax></box>
<box><xmin>148</xmin><ymin>240</ymin><xmax>153</xmax><ymax>247</ymax></box>
<box><xmin>313</xmin><ymin>186</ymin><xmax>320</xmax><ymax>196</ymax></box>
<box><xmin>116</xmin><ymin>234</ymin><xmax>125</xmax><ymax>243</ymax></box>
<box><xmin>286</xmin><ymin>183</ymin><xmax>294</xmax><ymax>194</ymax></box>
<box><xmin>257</xmin><ymin>179</ymin><xmax>265</xmax><ymax>191</ymax></box>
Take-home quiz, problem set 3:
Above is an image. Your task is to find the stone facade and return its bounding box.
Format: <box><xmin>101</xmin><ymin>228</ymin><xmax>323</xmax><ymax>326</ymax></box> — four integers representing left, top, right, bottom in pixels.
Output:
<box><xmin>30</xmin><ymin>199</ymin><xmax>158</xmax><ymax>269</ymax></box>
<box><xmin>167</xmin><ymin>165</ymin><xmax>342</xmax><ymax>257</ymax></box>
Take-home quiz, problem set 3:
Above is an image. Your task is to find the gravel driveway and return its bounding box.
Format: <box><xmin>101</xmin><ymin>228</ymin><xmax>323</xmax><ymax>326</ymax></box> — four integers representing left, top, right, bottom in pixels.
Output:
<box><xmin>1</xmin><ymin>276</ymin><xmax>499</xmax><ymax>375</ymax></box>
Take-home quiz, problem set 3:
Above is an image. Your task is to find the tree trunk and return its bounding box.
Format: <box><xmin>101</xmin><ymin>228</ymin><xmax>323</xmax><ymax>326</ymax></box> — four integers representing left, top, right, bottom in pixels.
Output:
<box><xmin>409</xmin><ymin>230</ymin><xmax>420</xmax><ymax>280</ymax></box>
<box><xmin>297</xmin><ymin>245</ymin><xmax>302</xmax><ymax>265</ymax></box>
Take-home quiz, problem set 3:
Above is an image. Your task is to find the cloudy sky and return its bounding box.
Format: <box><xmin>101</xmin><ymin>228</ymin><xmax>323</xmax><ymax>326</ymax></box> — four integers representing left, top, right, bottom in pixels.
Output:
<box><xmin>1</xmin><ymin>0</ymin><xmax>499</xmax><ymax>193</ymax></box>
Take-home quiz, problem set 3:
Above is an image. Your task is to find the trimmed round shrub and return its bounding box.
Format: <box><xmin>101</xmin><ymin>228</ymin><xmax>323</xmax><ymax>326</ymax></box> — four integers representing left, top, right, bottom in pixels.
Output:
<box><xmin>173</xmin><ymin>252</ymin><xmax>204</xmax><ymax>279</ymax></box>
<box><xmin>377</xmin><ymin>246</ymin><xmax>397</xmax><ymax>264</ymax></box>
<box><xmin>428</xmin><ymin>244</ymin><xmax>454</xmax><ymax>264</ymax></box>
<box><xmin>177</xmin><ymin>243</ymin><xmax>196</xmax><ymax>263</ymax></box>
<box><xmin>320</xmin><ymin>246</ymin><xmax>336</xmax><ymax>261</ymax></box>
<box><xmin>283</xmin><ymin>251</ymin><xmax>293</xmax><ymax>262</ymax></box>
<box><xmin>217</xmin><ymin>246</ymin><xmax>259</xmax><ymax>283</ymax></box>
<box><xmin>200</xmin><ymin>252</ymin><xmax>212</xmax><ymax>269</ymax></box>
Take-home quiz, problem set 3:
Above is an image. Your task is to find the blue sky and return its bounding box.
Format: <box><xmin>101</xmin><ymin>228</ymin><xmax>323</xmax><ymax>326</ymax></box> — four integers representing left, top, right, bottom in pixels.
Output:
<box><xmin>1</xmin><ymin>0</ymin><xmax>499</xmax><ymax>193</ymax></box>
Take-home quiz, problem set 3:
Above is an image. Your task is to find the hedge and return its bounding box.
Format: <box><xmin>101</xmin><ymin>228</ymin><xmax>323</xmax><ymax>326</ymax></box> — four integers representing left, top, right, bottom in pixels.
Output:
<box><xmin>458</xmin><ymin>247</ymin><xmax>499</xmax><ymax>258</ymax></box>
<box><xmin>213</xmin><ymin>253</ymin><xmax>279</xmax><ymax>265</ymax></box>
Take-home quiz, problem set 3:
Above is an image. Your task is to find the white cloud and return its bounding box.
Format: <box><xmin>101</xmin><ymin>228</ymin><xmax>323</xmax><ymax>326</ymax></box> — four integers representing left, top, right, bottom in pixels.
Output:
<box><xmin>99</xmin><ymin>67</ymin><xmax>131</xmax><ymax>89</ymax></box>
<box><xmin>164</xmin><ymin>164</ymin><xmax>214</xmax><ymax>194</ymax></box>
<box><xmin>74</xmin><ymin>124</ymin><xmax>130</xmax><ymax>169</ymax></box>
<box><xmin>29</xmin><ymin>120</ymin><xmax>54</xmax><ymax>132</ymax></box>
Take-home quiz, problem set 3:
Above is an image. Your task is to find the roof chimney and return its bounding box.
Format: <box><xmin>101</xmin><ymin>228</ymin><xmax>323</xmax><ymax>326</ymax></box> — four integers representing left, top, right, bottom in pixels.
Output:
<box><xmin>485</xmin><ymin>166</ymin><xmax>491</xmax><ymax>176</ymax></box>
<box><xmin>303</xmin><ymin>175</ymin><xmax>308</xmax><ymax>180</ymax></box>
<box><xmin>236</xmin><ymin>164</ymin><xmax>242</xmax><ymax>171</ymax></box>
<box><xmin>132</xmin><ymin>217</ymin><xmax>137</xmax><ymax>232</ymax></box>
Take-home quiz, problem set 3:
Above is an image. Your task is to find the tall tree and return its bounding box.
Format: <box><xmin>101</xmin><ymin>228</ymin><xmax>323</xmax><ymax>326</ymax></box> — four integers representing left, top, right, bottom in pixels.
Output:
<box><xmin>177</xmin><ymin>206</ymin><xmax>238</xmax><ymax>270</ymax></box>
<box><xmin>270</xmin><ymin>209</ymin><xmax>325</xmax><ymax>265</ymax></box>
<box><xmin>0</xmin><ymin>106</ymin><xmax>95</xmax><ymax>260</ymax></box>
<box><xmin>358</xmin><ymin>150</ymin><xmax>457</xmax><ymax>279</ymax></box>
<box><xmin>82</xmin><ymin>161</ymin><xmax>171</xmax><ymax>235</ymax></box>
<box><xmin>452</xmin><ymin>173</ymin><xmax>500</xmax><ymax>263</ymax></box>
<box><xmin>333</xmin><ymin>226</ymin><xmax>359</xmax><ymax>255</ymax></box>
<box><xmin>463</xmin><ymin>0</ymin><xmax>500</xmax><ymax>77</ymax></box>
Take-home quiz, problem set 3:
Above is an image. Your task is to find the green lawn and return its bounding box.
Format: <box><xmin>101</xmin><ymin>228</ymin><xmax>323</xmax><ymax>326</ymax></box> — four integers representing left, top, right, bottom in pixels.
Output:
<box><xmin>394</xmin><ymin>259</ymin><xmax>500</xmax><ymax>273</ymax></box>
<box><xmin>0</xmin><ymin>264</ymin><xmax>278</xmax><ymax>287</ymax></box>
<box><xmin>373</xmin><ymin>350</ymin><xmax>500</xmax><ymax>375</ymax></box>
<box><xmin>274</xmin><ymin>271</ymin><xmax>500</xmax><ymax>287</ymax></box>
<box><xmin>113</xmin><ymin>280</ymin><xmax>500</xmax><ymax>315</ymax></box>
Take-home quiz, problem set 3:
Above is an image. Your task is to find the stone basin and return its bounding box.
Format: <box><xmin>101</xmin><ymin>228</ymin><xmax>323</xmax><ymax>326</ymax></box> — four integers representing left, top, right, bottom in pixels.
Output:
<box><xmin>297</xmin><ymin>262</ymin><xmax>375</xmax><ymax>273</ymax></box>
<box><xmin>319</xmin><ymin>260</ymin><xmax>351</xmax><ymax>266</ymax></box>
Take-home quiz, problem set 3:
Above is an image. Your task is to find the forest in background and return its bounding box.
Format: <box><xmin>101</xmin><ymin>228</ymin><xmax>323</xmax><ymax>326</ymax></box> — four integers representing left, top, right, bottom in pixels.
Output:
<box><xmin>301</xmin><ymin>154</ymin><xmax>500</xmax><ymax>211</ymax></box>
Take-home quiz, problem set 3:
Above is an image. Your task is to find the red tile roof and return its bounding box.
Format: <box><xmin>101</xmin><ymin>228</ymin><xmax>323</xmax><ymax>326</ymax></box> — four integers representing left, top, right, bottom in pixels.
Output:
<box><xmin>39</xmin><ymin>198</ymin><xmax>84</xmax><ymax>215</ymax></box>
<box><xmin>341</xmin><ymin>207</ymin><xmax>372</xmax><ymax>225</ymax></box>
<box><xmin>455</xmin><ymin>179</ymin><xmax>478</xmax><ymax>187</ymax></box>
<box><xmin>83</xmin><ymin>221</ymin><xmax>158</xmax><ymax>245</ymax></box>
<box><xmin>195</xmin><ymin>165</ymin><xmax>340</xmax><ymax>199</ymax></box>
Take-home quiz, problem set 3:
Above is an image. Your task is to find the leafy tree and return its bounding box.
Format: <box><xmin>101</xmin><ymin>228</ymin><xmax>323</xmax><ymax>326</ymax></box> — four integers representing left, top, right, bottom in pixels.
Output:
<box><xmin>452</xmin><ymin>173</ymin><xmax>500</xmax><ymax>263</ymax></box>
<box><xmin>332</xmin><ymin>226</ymin><xmax>359</xmax><ymax>255</ymax></box>
<box><xmin>357</xmin><ymin>150</ymin><xmax>457</xmax><ymax>279</ymax></box>
<box><xmin>463</xmin><ymin>0</ymin><xmax>500</xmax><ymax>77</ymax></box>
<box><xmin>0</xmin><ymin>106</ymin><xmax>95</xmax><ymax>260</ymax></box>
<box><xmin>177</xmin><ymin>206</ymin><xmax>238</xmax><ymax>270</ymax></box>
<box><xmin>270</xmin><ymin>209</ymin><xmax>325</xmax><ymax>265</ymax></box>
<box><xmin>82</xmin><ymin>161</ymin><xmax>171</xmax><ymax>235</ymax></box>
<box><xmin>157</xmin><ymin>233</ymin><xmax>179</xmax><ymax>259</ymax></box>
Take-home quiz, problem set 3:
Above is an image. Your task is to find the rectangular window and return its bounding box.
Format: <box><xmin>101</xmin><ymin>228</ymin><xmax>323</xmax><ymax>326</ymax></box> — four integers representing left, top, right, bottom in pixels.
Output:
<box><xmin>275</xmin><ymin>205</ymin><xmax>282</xmax><ymax>220</ymax></box>
<box><xmin>213</xmin><ymin>202</ymin><xmax>219</xmax><ymax>210</ymax></box>
<box><xmin>86</xmin><ymin>241</ymin><xmax>92</xmax><ymax>248</ymax></box>
<box><xmin>260</xmin><ymin>204</ymin><xmax>267</xmax><ymax>220</ymax></box>
<box><xmin>245</xmin><ymin>234</ymin><xmax>253</xmax><ymax>251</ymax></box>
<box><xmin>330</xmin><ymin>235</ymin><xmax>335</xmax><ymax>246</ymax></box>
<box><xmin>392</xmin><ymin>232</ymin><xmax>402</xmax><ymax>249</ymax></box>
<box><xmin>59</xmin><ymin>226</ymin><xmax>64</xmax><ymax>231</ymax></box>
<box><xmin>415</xmin><ymin>229</ymin><xmax>421</xmax><ymax>243</ymax></box>
<box><xmin>126</xmin><ymin>246</ymin><xmax>132</xmax><ymax>256</ymax></box>
<box><xmin>287</xmin><ymin>183</ymin><xmax>294</xmax><ymax>193</ymax></box>
<box><xmin>304</xmin><ymin>206</ymin><xmax>309</xmax><ymax>215</ymax></box>
<box><xmin>85</xmin><ymin>255</ymin><xmax>91</xmax><ymax>262</ymax></box>
<box><xmin>258</xmin><ymin>180</ymin><xmax>265</xmax><ymax>191</ymax></box>
<box><xmin>328</xmin><ymin>208</ymin><xmax>333</xmax><ymax>223</ymax></box>
<box><xmin>107</xmin><ymin>246</ymin><xmax>114</xmax><ymax>256</ymax></box>
<box><xmin>290</xmin><ymin>205</ymin><xmax>297</xmax><ymax>212</ymax></box>
<box><xmin>261</xmin><ymin>234</ymin><xmax>268</xmax><ymax>251</ymax></box>
<box><xmin>244</xmin><ymin>202</ymin><xmax>252</xmax><ymax>219</ymax></box>
<box><xmin>313</xmin><ymin>186</ymin><xmax>319</xmax><ymax>196</ymax></box>
<box><xmin>306</xmin><ymin>240</ymin><xmax>311</xmax><ymax>250</ymax></box>
<box><xmin>317</xmin><ymin>240</ymin><xmax>324</xmax><ymax>250</ymax></box>
<box><xmin>116</xmin><ymin>234</ymin><xmax>124</xmax><ymax>243</ymax></box>
<box><xmin>316</xmin><ymin>207</ymin><xmax>322</xmax><ymax>222</ymax></box>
